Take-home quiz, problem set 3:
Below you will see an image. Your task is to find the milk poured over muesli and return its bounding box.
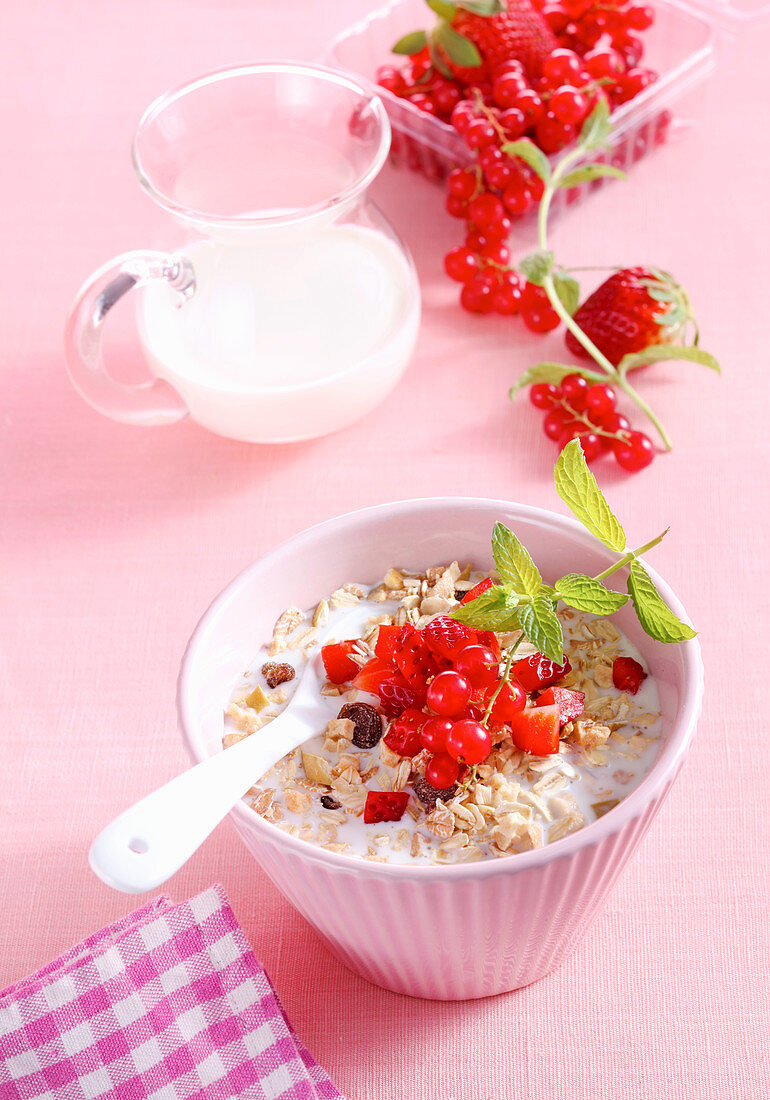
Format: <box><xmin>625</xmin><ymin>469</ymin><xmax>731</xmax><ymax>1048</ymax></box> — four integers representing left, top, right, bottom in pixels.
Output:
<box><xmin>223</xmin><ymin>564</ymin><xmax>662</xmax><ymax>865</ymax></box>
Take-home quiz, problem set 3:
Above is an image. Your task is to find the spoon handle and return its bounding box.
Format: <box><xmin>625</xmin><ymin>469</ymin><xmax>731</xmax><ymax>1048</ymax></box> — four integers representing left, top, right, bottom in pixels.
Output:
<box><xmin>89</xmin><ymin>711</ymin><xmax>307</xmax><ymax>893</ymax></box>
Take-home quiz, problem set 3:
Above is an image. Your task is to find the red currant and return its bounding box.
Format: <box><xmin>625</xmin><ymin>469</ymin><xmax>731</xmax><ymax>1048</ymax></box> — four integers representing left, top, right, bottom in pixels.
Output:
<box><xmin>543</xmin><ymin>48</ymin><xmax>584</xmax><ymax>87</ymax></box>
<box><xmin>492</xmin><ymin>71</ymin><xmax>529</xmax><ymax>108</ymax></box>
<box><xmin>444</xmin><ymin>246</ymin><xmax>479</xmax><ymax>284</ymax></box>
<box><xmin>584</xmin><ymin>46</ymin><xmax>624</xmax><ymax>79</ymax></box>
<box><xmin>420</xmin><ymin>716</ymin><xmax>454</xmax><ymax>754</ymax></box>
<box><xmin>427</xmin><ymin>671</ymin><xmax>472</xmax><ymax>717</ymax></box>
<box><xmin>468</xmin><ymin>192</ymin><xmax>507</xmax><ymax>232</ymax></box>
<box><xmin>447</xmin><ymin>168</ymin><xmax>477</xmax><ymax>199</ymax></box>
<box><xmin>535</xmin><ymin>112</ymin><xmax>577</xmax><ymax>154</ymax></box>
<box><xmin>410</xmin><ymin>93</ymin><xmax>437</xmax><ymax>115</ymax></box>
<box><xmin>433</xmin><ymin>81</ymin><xmax>462</xmax><ymax>115</ymax></box>
<box><xmin>492</xmin><ymin>281</ymin><xmax>523</xmax><ymax>315</ymax></box>
<box><xmin>585</xmin><ymin>382</ymin><xmax>617</xmax><ymax>417</ymax></box>
<box><xmin>530</xmin><ymin>382</ymin><xmax>560</xmax><ymax>409</ymax></box>
<box><xmin>498</xmin><ymin>108</ymin><xmax>526</xmax><ymax>139</ymax></box>
<box><xmin>426</xmin><ymin>752</ymin><xmax>460</xmax><ymax>789</ymax></box>
<box><xmin>375</xmin><ymin>66</ymin><xmax>406</xmax><ymax>96</ymax></box>
<box><xmin>451</xmin><ymin>101</ymin><xmax>477</xmax><ymax>133</ymax></box>
<box><xmin>560</xmin><ymin>429</ymin><xmax>602</xmax><ymax>462</ymax></box>
<box><xmin>446</xmin><ymin>719</ymin><xmax>492</xmax><ymax>765</ymax></box>
<box><xmin>460</xmin><ymin>274</ymin><xmax>497</xmax><ymax>314</ymax></box>
<box><xmin>523</xmin><ymin>305</ymin><xmax>560</xmax><ymax>333</ymax></box>
<box><xmin>543</xmin><ymin>407</ymin><xmax>572</xmax><ymax>440</ymax></box>
<box><xmin>613</xmin><ymin>430</ymin><xmax>654</xmax><ymax>471</ymax></box>
<box><xmin>511</xmin><ymin>89</ymin><xmax>544</xmax><ymax>127</ymax></box>
<box><xmin>486</xmin><ymin>680</ymin><xmax>526</xmax><ymax>724</ymax></box>
<box><xmin>479</xmin><ymin>241</ymin><xmax>510</xmax><ymax>266</ymax></box>
<box><xmin>445</xmin><ymin>193</ymin><xmax>469</xmax><ymax>218</ymax></box>
<box><xmin>455</xmin><ymin>644</ymin><xmax>499</xmax><ymax>690</ymax></box>
<box><xmin>465</xmin><ymin>118</ymin><xmax>497</xmax><ymax>149</ymax></box>
<box><xmin>597</xmin><ymin>410</ymin><xmax>631</xmax><ymax>433</ymax></box>
<box><xmin>502</xmin><ymin>183</ymin><xmax>534</xmax><ymax>216</ymax></box>
<box><xmin>560</xmin><ymin>372</ymin><xmax>590</xmax><ymax>409</ymax></box>
<box><xmin>549</xmin><ymin>85</ymin><xmax>589</xmax><ymax>125</ymax></box>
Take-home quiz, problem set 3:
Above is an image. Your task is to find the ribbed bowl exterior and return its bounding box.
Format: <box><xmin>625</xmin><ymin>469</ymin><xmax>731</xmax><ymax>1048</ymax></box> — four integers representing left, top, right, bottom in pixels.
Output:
<box><xmin>229</xmin><ymin>769</ymin><xmax>679</xmax><ymax>1000</ymax></box>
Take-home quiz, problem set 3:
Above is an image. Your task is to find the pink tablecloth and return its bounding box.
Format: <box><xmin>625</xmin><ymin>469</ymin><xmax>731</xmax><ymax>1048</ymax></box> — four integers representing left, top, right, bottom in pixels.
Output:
<box><xmin>1</xmin><ymin>2</ymin><xmax>768</xmax><ymax>1098</ymax></box>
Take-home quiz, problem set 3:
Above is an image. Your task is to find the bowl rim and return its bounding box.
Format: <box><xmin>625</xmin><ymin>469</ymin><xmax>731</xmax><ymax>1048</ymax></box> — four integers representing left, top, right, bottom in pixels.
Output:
<box><xmin>178</xmin><ymin>496</ymin><xmax>703</xmax><ymax>878</ymax></box>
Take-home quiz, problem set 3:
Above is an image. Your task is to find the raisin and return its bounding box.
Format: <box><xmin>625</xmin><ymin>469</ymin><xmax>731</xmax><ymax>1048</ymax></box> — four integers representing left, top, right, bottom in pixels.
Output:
<box><xmin>261</xmin><ymin>661</ymin><xmax>295</xmax><ymax>689</ymax></box>
<box><xmin>338</xmin><ymin>702</ymin><xmax>383</xmax><ymax>749</ymax></box>
<box><xmin>412</xmin><ymin>775</ymin><xmax>458</xmax><ymax>810</ymax></box>
<box><xmin>320</xmin><ymin>795</ymin><xmax>341</xmax><ymax>810</ymax></box>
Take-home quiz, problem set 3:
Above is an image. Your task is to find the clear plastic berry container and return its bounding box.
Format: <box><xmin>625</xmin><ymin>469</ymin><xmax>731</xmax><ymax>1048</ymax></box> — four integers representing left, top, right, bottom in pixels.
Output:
<box><xmin>324</xmin><ymin>0</ymin><xmax>718</xmax><ymax>214</ymax></box>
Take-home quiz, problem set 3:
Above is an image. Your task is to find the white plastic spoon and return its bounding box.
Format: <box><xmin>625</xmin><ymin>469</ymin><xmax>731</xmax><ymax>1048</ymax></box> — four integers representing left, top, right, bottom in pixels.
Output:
<box><xmin>89</xmin><ymin>610</ymin><xmax>366</xmax><ymax>893</ymax></box>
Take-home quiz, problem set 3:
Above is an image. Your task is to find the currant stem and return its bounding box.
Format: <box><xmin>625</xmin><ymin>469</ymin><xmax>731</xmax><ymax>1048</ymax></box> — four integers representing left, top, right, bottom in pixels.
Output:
<box><xmin>534</xmin><ymin>146</ymin><xmax>674</xmax><ymax>452</ymax></box>
<box><xmin>590</xmin><ymin>529</ymin><xmax>669</xmax><ymax>584</ymax></box>
<box><xmin>481</xmin><ymin>633</ymin><xmax>526</xmax><ymax>728</ymax></box>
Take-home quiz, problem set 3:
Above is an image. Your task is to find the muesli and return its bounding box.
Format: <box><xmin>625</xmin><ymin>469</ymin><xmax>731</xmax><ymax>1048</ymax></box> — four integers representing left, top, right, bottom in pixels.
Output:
<box><xmin>222</xmin><ymin>442</ymin><xmax>694</xmax><ymax>866</ymax></box>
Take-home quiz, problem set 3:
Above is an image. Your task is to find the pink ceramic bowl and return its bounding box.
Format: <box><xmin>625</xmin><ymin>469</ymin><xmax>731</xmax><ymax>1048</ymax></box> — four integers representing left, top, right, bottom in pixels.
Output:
<box><xmin>177</xmin><ymin>499</ymin><xmax>703</xmax><ymax>1000</ymax></box>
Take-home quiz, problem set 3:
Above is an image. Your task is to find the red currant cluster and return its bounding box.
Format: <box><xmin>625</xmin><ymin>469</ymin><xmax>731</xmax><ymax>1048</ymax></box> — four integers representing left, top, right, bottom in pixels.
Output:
<box><xmin>538</xmin><ymin>0</ymin><xmax>654</xmax><ymax>67</ymax></box>
<box><xmin>376</xmin><ymin>48</ymin><xmax>464</xmax><ymax>123</ymax></box>
<box><xmin>530</xmin><ymin>372</ymin><xmax>654</xmax><ymax>471</ymax></box>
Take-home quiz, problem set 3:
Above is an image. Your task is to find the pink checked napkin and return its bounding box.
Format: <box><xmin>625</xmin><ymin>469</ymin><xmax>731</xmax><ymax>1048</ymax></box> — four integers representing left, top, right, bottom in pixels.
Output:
<box><xmin>0</xmin><ymin>885</ymin><xmax>344</xmax><ymax>1100</ymax></box>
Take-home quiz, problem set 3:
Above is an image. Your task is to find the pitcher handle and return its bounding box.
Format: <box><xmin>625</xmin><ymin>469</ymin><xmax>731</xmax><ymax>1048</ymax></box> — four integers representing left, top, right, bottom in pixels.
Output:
<box><xmin>64</xmin><ymin>250</ymin><xmax>195</xmax><ymax>425</ymax></box>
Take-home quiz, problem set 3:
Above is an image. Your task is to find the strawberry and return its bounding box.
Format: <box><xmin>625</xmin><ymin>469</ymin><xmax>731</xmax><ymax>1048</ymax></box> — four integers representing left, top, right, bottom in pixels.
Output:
<box><xmin>393</xmin><ymin>0</ymin><xmax>558</xmax><ymax>87</ymax></box>
<box><xmin>451</xmin><ymin>1</ymin><xmax>558</xmax><ymax>81</ymax></box>
<box><xmin>565</xmin><ymin>267</ymin><xmax>697</xmax><ymax>368</ymax></box>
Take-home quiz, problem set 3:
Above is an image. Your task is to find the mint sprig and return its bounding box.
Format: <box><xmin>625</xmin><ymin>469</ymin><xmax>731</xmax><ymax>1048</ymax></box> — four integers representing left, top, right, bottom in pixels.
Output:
<box><xmin>451</xmin><ymin>439</ymin><xmax>696</xmax><ymax>653</ymax></box>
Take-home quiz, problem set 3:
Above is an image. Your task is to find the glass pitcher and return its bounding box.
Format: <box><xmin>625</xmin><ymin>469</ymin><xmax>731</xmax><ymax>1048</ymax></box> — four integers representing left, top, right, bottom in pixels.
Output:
<box><xmin>65</xmin><ymin>63</ymin><xmax>421</xmax><ymax>444</ymax></box>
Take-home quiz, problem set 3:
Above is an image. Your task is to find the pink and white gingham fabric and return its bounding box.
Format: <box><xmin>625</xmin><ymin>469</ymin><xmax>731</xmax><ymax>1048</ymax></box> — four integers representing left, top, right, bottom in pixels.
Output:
<box><xmin>0</xmin><ymin>886</ymin><xmax>344</xmax><ymax>1100</ymax></box>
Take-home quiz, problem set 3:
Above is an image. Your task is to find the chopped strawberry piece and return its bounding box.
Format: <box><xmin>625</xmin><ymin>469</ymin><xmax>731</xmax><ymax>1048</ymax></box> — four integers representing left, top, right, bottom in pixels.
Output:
<box><xmin>476</xmin><ymin>629</ymin><xmax>501</xmax><ymax>658</ymax></box>
<box><xmin>395</xmin><ymin>633</ymin><xmax>439</xmax><ymax>686</ymax></box>
<box><xmin>321</xmin><ymin>641</ymin><xmax>360</xmax><ymax>685</ymax></box>
<box><xmin>612</xmin><ymin>656</ymin><xmax>647</xmax><ymax>695</ymax></box>
<box><xmin>352</xmin><ymin>657</ymin><xmax>394</xmax><ymax>695</ymax></box>
<box><xmin>422</xmin><ymin>615</ymin><xmax>475</xmax><ymax>661</ymax></box>
<box><xmin>363</xmin><ymin>790</ymin><xmax>410</xmax><ymax>824</ymax></box>
<box><xmin>536</xmin><ymin>687</ymin><xmax>585</xmax><ymax>725</ymax></box>
<box><xmin>460</xmin><ymin>577</ymin><xmax>493</xmax><ymax>605</ymax></box>
<box><xmin>378</xmin><ymin>675</ymin><xmax>426</xmax><ymax>717</ymax></box>
<box><xmin>383</xmin><ymin>708</ymin><xmax>426</xmax><ymax>757</ymax></box>
<box><xmin>509</xmin><ymin>705</ymin><xmax>560</xmax><ymax>756</ymax></box>
<box><xmin>511</xmin><ymin>653</ymin><xmax>571</xmax><ymax>693</ymax></box>
<box><xmin>374</xmin><ymin>624</ymin><xmax>412</xmax><ymax>662</ymax></box>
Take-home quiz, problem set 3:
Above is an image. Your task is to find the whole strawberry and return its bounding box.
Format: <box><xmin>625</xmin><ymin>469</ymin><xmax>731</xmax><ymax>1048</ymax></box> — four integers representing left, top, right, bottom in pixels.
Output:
<box><xmin>565</xmin><ymin>267</ymin><xmax>696</xmax><ymax>367</ymax></box>
<box><xmin>394</xmin><ymin>0</ymin><xmax>558</xmax><ymax>86</ymax></box>
<box><xmin>452</xmin><ymin>0</ymin><xmax>558</xmax><ymax>81</ymax></box>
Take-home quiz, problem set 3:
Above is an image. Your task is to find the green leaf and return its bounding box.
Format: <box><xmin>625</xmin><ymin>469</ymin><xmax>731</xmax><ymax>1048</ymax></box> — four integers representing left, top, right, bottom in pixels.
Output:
<box><xmin>617</xmin><ymin>344</ymin><xmax>720</xmax><ymax>376</ymax></box>
<box><xmin>579</xmin><ymin>98</ymin><xmax>611</xmax><ymax>151</ymax></box>
<box><xmin>392</xmin><ymin>30</ymin><xmax>428</xmax><ymax>54</ymax></box>
<box><xmin>433</xmin><ymin>22</ymin><xmax>481</xmax><ymax>66</ymax></box>
<box><xmin>555</xmin><ymin>573</ymin><xmax>629</xmax><ymax>614</ymax></box>
<box><xmin>426</xmin><ymin>0</ymin><xmax>458</xmax><ymax>19</ymax></box>
<box><xmin>519</xmin><ymin>250</ymin><xmax>554</xmax><ymax>286</ymax></box>
<box><xmin>557</xmin><ymin>163</ymin><xmax>626</xmax><ymax>188</ymax></box>
<box><xmin>627</xmin><ymin>560</ymin><xmax>696</xmax><ymax>643</ymax></box>
<box><xmin>517</xmin><ymin>593</ymin><xmax>563</xmax><ymax>663</ymax></box>
<box><xmin>554</xmin><ymin>439</ymin><xmax>626</xmax><ymax>552</ymax></box>
<box><xmin>552</xmin><ymin>272</ymin><xmax>580</xmax><ymax>316</ymax></box>
<box><xmin>451</xmin><ymin>586</ymin><xmax>522</xmax><ymax>632</ymax></box>
<box><xmin>500</xmin><ymin>139</ymin><xmax>551</xmax><ymax>184</ymax></box>
<box><xmin>491</xmin><ymin>522</ymin><xmax>541</xmax><ymax>597</ymax></box>
<box><xmin>457</xmin><ymin>0</ymin><xmax>503</xmax><ymax>14</ymax></box>
<box><xmin>427</xmin><ymin>40</ymin><xmax>453</xmax><ymax>77</ymax></box>
<box><xmin>509</xmin><ymin>361</ymin><xmax>606</xmax><ymax>400</ymax></box>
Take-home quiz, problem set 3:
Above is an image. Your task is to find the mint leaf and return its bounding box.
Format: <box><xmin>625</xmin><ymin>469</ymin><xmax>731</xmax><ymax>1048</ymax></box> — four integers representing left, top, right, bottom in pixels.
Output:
<box><xmin>627</xmin><ymin>561</ymin><xmax>696</xmax><ymax>643</ymax></box>
<box><xmin>617</xmin><ymin>344</ymin><xmax>720</xmax><ymax>376</ymax></box>
<box><xmin>501</xmin><ymin>139</ymin><xmax>551</xmax><ymax>184</ymax></box>
<box><xmin>509</xmin><ymin>362</ymin><xmax>606</xmax><ymax>400</ymax></box>
<box><xmin>426</xmin><ymin>0</ymin><xmax>458</xmax><ymax>18</ymax></box>
<box><xmin>579</xmin><ymin>98</ymin><xmax>611</xmax><ymax>151</ymax></box>
<box><xmin>517</xmin><ymin>594</ymin><xmax>563</xmax><ymax>663</ymax></box>
<box><xmin>519</xmin><ymin>249</ymin><xmax>554</xmax><ymax>286</ymax></box>
<box><xmin>433</xmin><ymin>22</ymin><xmax>481</xmax><ymax>66</ymax></box>
<box><xmin>552</xmin><ymin>271</ymin><xmax>580</xmax><ymax>316</ymax></box>
<box><xmin>451</xmin><ymin>586</ymin><xmax>521</xmax><ymax>631</ymax></box>
<box><xmin>558</xmin><ymin>163</ymin><xmax>626</xmax><ymax>188</ymax></box>
<box><xmin>554</xmin><ymin>439</ymin><xmax>626</xmax><ymax>552</ymax></box>
<box><xmin>492</xmin><ymin>522</ymin><xmax>541</xmax><ymax>597</ymax></box>
<box><xmin>392</xmin><ymin>30</ymin><xmax>428</xmax><ymax>54</ymax></box>
<box><xmin>555</xmin><ymin>573</ymin><xmax>629</xmax><ymax>614</ymax></box>
<box><xmin>456</xmin><ymin>0</ymin><xmax>503</xmax><ymax>13</ymax></box>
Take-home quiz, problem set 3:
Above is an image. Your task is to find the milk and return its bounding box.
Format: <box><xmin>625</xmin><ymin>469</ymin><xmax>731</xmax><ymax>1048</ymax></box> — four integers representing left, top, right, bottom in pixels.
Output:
<box><xmin>137</xmin><ymin>225</ymin><xmax>420</xmax><ymax>442</ymax></box>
